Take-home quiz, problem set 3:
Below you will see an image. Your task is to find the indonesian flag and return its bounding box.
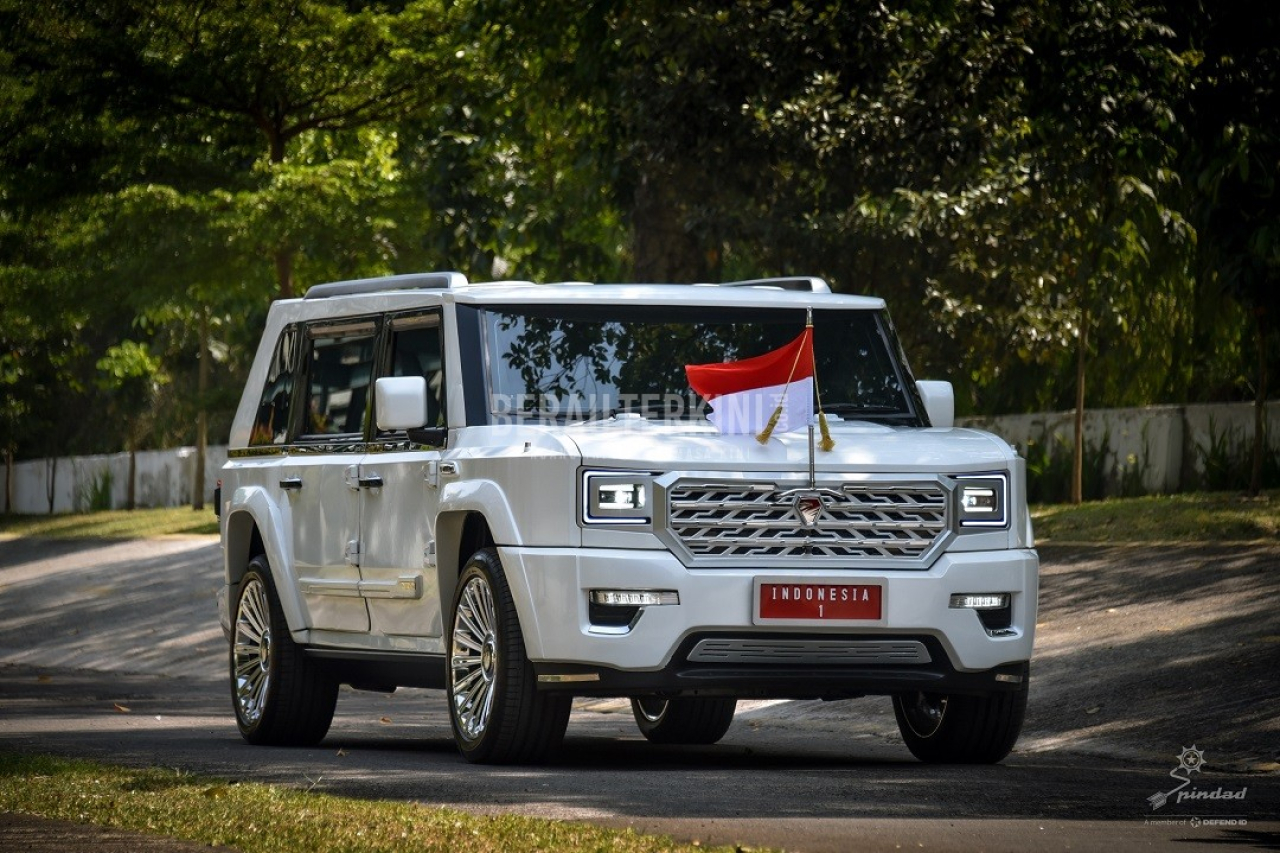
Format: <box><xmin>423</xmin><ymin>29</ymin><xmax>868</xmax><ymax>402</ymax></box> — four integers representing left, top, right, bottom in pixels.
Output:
<box><xmin>685</xmin><ymin>329</ymin><xmax>814</xmax><ymax>436</ymax></box>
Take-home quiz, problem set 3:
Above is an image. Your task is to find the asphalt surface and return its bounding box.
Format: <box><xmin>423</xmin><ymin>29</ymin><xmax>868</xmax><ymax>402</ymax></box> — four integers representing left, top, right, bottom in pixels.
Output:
<box><xmin>0</xmin><ymin>535</ymin><xmax>1277</xmax><ymax>853</ymax></box>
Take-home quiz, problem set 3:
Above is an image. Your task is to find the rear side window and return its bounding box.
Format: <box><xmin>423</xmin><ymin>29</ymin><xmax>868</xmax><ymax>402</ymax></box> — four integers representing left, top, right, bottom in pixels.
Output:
<box><xmin>303</xmin><ymin>323</ymin><xmax>377</xmax><ymax>437</ymax></box>
<box><xmin>250</xmin><ymin>325</ymin><xmax>298</xmax><ymax>446</ymax></box>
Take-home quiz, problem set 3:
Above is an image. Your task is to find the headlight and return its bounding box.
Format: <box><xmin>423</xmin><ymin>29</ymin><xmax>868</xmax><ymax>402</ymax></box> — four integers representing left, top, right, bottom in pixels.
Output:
<box><xmin>582</xmin><ymin>471</ymin><xmax>652</xmax><ymax>526</ymax></box>
<box><xmin>956</xmin><ymin>474</ymin><xmax>1008</xmax><ymax>529</ymax></box>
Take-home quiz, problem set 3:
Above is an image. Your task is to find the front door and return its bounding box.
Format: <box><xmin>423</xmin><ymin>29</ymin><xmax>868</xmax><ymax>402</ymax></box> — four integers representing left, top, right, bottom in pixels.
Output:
<box><xmin>357</xmin><ymin>315</ymin><xmax>448</xmax><ymax>642</ymax></box>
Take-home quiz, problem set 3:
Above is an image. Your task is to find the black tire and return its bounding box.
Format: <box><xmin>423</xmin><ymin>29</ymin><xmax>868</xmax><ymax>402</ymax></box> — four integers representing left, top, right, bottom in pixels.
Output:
<box><xmin>630</xmin><ymin>697</ymin><xmax>737</xmax><ymax>745</ymax></box>
<box><xmin>891</xmin><ymin>664</ymin><xmax>1029</xmax><ymax>763</ymax></box>
<box><xmin>230</xmin><ymin>555</ymin><xmax>338</xmax><ymax>746</ymax></box>
<box><xmin>447</xmin><ymin>547</ymin><xmax>571</xmax><ymax>764</ymax></box>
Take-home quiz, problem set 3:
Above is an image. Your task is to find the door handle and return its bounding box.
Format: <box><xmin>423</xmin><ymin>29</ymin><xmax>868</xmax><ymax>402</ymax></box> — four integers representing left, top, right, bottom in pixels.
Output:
<box><xmin>357</xmin><ymin>474</ymin><xmax>384</xmax><ymax>489</ymax></box>
<box><xmin>279</xmin><ymin>477</ymin><xmax>303</xmax><ymax>491</ymax></box>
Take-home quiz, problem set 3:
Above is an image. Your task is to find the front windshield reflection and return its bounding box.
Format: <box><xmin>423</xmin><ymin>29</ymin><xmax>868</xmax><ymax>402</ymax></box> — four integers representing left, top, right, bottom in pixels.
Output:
<box><xmin>482</xmin><ymin>304</ymin><xmax>916</xmax><ymax>424</ymax></box>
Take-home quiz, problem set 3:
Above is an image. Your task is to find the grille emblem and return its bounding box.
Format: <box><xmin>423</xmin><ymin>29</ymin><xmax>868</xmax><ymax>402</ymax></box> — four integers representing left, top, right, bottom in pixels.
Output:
<box><xmin>794</xmin><ymin>495</ymin><xmax>826</xmax><ymax>528</ymax></box>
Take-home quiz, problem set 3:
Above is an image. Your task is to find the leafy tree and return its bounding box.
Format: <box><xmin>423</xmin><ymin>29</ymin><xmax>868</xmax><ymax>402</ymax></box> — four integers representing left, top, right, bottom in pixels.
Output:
<box><xmin>1175</xmin><ymin>1</ymin><xmax>1280</xmax><ymax>496</ymax></box>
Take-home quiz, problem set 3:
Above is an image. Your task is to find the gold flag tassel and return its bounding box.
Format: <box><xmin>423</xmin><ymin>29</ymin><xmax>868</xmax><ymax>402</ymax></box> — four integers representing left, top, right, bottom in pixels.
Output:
<box><xmin>812</xmin><ymin>327</ymin><xmax>836</xmax><ymax>452</ymax></box>
<box><xmin>756</xmin><ymin>327</ymin><xmax>810</xmax><ymax>445</ymax></box>
<box><xmin>756</xmin><ymin>405</ymin><xmax>783</xmax><ymax>444</ymax></box>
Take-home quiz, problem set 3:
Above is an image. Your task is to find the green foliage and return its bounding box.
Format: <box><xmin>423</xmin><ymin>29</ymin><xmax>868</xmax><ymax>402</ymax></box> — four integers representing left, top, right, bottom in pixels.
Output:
<box><xmin>0</xmin><ymin>0</ymin><xmax>1277</xmax><ymax>468</ymax></box>
<box><xmin>77</xmin><ymin>469</ymin><xmax>114</xmax><ymax>513</ymax></box>
<box><xmin>1190</xmin><ymin>417</ymin><xmax>1280</xmax><ymax>492</ymax></box>
<box><xmin>1023</xmin><ymin>432</ymin><xmax>1112</xmax><ymax>504</ymax></box>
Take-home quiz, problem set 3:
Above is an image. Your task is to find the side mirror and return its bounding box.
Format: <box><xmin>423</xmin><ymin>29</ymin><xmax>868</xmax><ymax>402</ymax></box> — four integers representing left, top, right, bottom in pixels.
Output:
<box><xmin>375</xmin><ymin>376</ymin><xmax>428</xmax><ymax>431</ymax></box>
<box><xmin>916</xmin><ymin>380</ymin><xmax>954</xmax><ymax>429</ymax></box>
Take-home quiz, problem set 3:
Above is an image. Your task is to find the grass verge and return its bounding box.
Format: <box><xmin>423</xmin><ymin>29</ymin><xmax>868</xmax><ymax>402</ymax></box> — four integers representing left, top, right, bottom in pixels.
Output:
<box><xmin>0</xmin><ymin>752</ymin><xmax>739</xmax><ymax>853</ymax></box>
<box><xmin>1031</xmin><ymin>489</ymin><xmax>1279</xmax><ymax>544</ymax></box>
<box><xmin>0</xmin><ymin>506</ymin><xmax>219</xmax><ymax>539</ymax></box>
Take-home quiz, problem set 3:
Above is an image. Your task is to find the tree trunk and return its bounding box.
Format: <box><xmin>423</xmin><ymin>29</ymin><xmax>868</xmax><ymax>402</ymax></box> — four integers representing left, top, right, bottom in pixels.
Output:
<box><xmin>127</xmin><ymin>447</ymin><xmax>136</xmax><ymax>510</ymax></box>
<box><xmin>1249</xmin><ymin>306</ymin><xmax>1268</xmax><ymax>497</ymax></box>
<box><xmin>631</xmin><ymin>170</ymin><xmax>711</xmax><ymax>283</ymax></box>
<box><xmin>45</xmin><ymin>456</ymin><xmax>56</xmax><ymax>514</ymax></box>
<box><xmin>274</xmin><ymin>248</ymin><xmax>295</xmax><ymax>300</ymax></box>
<box><xmin>1072</xmin><ymin>303</ymin><xmax>1089</xmax><ymax>505</ymax></box>
<box><xmin>194</xmin><ymin>309</ymin><xmax>209</xmax><ymax>511</ymax></box>
<box><xmin>4</xmin><ymin>446</ymin><xmax>12</xmax><ymax>513</ymax></box>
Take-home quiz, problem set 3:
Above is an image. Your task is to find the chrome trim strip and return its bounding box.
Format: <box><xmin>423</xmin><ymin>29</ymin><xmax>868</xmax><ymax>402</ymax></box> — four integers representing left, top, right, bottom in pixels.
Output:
<box><xmin>537</xmin><ymin>673</ymin><xmax>601</xmax><ymax>684</ymax></box>
<box><xmin>687</xmin><ymin>638</ymin><xmax>931</xmax><ymax>665</ymax></box>
<box><xmin>300</xmin><ymin>574</ymin><xmax>424</xmax><ymax>601</ymax></box>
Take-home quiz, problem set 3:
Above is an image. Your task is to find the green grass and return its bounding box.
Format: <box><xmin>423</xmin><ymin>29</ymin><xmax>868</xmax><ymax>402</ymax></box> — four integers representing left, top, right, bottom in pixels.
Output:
<box><xmin>0</xmin><ymin>752</ymin><xmax>739</xmax><ymax>853</ymax></box>
<box><xmin>0</xmin><ymin>506</ymin><xmax>219</xmax><ymax>539</ymax></box>
<box><xmin>1031</xmin><ymin>490</ymin><xmax>1280</xmax><ymax>544</ymax></box>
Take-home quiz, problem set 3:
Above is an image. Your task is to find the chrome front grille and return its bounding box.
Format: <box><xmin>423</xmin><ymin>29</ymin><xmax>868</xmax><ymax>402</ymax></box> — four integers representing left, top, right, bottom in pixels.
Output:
<box><xmin>663</xmin><ymin>479</ymin><xmax>948</xmax><ymax>566</ymax></box>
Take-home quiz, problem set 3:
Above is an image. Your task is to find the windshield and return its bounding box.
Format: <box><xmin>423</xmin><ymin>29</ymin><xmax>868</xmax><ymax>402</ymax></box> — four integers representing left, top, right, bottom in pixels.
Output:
<box><xmin>481</xmin><ymin>304</ymin><xmax>920</xmax><ymax>424</ymax></box>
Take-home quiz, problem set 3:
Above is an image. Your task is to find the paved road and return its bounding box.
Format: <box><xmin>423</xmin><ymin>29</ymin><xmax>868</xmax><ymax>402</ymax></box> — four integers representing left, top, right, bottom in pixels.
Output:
<box><xmin>0</xmin><ymin>536</ymin><xmax>1276</xmax><ymax>852</ymax></box>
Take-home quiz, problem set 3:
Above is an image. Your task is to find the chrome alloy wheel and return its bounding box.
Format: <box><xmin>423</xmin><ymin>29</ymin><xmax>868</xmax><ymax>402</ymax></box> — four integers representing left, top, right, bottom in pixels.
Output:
<box><xmin>232</xmin><ymin>575</ymin><xmax>272</xmax><ymax>726</ymax></box>
<box><xmin>450</xmin><ymin>574</ymin><xmax>499</xmax><ymax>741</ymax></box>
<box><xmin>899</xmin><ymin>692</ymin><xmax>949</xmax><ymax>739</ymax></box>
<box><xmin>633</xmin><ymin>697</ymin><xmax>669</xmax><ymax>724</ymax></box>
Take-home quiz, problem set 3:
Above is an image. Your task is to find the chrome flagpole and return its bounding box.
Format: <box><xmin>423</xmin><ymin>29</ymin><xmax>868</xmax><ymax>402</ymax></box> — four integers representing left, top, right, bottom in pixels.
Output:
<box><xmin>806</xmin><ymin>308</ymin><xmax>816</xmax><ymax>489</ymax></box>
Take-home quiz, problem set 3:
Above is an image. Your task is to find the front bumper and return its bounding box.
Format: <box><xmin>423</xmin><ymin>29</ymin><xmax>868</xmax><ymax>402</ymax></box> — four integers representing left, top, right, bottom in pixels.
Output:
<box><xmin>500</xmin><ymin>545</ymin><xmax>1038</xmax><ymax>697</ymax></box>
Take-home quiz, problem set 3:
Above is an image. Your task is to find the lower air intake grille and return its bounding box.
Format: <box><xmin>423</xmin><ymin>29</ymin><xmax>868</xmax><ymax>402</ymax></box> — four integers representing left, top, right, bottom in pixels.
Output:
<box><xmin>687</xmin><ymin>639</ymin><xmax>931</xmax><ymax>666</ymax></box>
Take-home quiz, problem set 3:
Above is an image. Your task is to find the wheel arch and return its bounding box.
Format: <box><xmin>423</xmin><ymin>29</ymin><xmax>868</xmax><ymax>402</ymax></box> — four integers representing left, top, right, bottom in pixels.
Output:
<box><xmin>223</xmin><ymin>487</ymin><xmax>307</xmax><ymax>634</ymax></box>
<box><xmin>436</xmin><ymin>510</ymin><xmax>496</xmax><ymax>612</ymax></box>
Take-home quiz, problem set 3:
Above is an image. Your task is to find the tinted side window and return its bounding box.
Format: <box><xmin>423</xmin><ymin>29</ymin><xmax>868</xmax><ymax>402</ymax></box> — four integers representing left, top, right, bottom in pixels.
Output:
<box><xmin>250</xmin><ymin>325</ymin><xmax>298</xmax><ymax>446</ymax></box>
<box><xmin>303</xmin><ymin>324</ymin><xmax>377</xmax><ymax>437</ymax></box>
<box><xmin>387</xmin><ymin>320</ymin><xmax>445</xmax><ymax>430</ymax></box>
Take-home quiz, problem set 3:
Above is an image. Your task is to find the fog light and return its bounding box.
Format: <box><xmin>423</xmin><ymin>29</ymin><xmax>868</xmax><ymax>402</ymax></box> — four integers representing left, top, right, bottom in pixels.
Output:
<box><xmin>590</xmin><ymin>590</ymin><xmax>679</xmax><ymax>607</ymax></box>
<box><xmin>949</xmin><ymin>593</ymin><xmax>1010</xmax><ymax>610</ymax></box>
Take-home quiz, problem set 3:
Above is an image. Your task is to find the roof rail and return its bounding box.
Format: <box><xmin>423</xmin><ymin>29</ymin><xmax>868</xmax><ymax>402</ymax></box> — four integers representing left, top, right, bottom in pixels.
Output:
<box><xmin>303</xmin><ymin>271</ymin><xmax>469</xmax><ymax>300</ymax></box>
<box><xmin>720</xmin><ymin>276</ymin><xmax>831</xmax><ymax>293</ymax></box>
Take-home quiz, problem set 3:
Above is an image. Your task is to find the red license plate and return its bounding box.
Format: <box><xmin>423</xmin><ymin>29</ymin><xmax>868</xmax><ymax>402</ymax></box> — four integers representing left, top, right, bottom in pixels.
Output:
<box><xmin>757</xmin><ymin>583</ymin><xmax>882</xmax><ymax>621</ymax></box>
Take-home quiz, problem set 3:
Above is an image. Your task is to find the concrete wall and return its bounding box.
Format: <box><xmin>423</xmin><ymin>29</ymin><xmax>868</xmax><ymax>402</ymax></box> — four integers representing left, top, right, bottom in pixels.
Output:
<box><xmin>959</xmin><ymin>400</ymin><xmax>1279</xmax><ymax>496</ymax></box>
<box><xmin>2</xmin><ymin>446</ymin><xmax>228</xmax><ymax>515</ymax></box>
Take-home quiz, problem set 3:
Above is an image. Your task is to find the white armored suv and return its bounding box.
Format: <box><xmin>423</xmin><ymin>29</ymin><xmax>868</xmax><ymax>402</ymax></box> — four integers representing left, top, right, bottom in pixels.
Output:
<box><xmin>216</xmin><ymin>272</ymin><xmax>1038</xmax><ymax>764</ymax></box>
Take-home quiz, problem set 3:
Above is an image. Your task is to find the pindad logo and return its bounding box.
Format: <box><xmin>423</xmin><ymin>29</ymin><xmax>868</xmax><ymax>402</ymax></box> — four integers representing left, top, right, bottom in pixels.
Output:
<box><xmin>1147</xmin><ymin>746</ymin><xmax>1249</xmax><ymax>811</ymax></box>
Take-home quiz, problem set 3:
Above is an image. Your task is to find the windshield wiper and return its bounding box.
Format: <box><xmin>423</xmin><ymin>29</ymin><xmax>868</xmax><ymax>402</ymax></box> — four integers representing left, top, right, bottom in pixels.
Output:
<box><xmin>821</xmin><ymin>403</ymin><xmax>907</xmax><ymax>416</ymax></box>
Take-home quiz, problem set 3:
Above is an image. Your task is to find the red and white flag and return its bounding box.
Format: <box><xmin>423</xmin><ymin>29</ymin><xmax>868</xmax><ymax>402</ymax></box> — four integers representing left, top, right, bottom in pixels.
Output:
<box><xmin>685</xmin><ymin>329</ymin><xmax>814</xmax><ymax>436</ymax></box>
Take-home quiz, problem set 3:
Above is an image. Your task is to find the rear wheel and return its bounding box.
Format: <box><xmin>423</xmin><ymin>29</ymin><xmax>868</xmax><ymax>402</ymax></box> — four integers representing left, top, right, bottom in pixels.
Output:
<box><xmin>447</xmin><ymin>547</ymin><xmax>571</xmax><ymax>764</ymax></box>
<box><xmin>231</xmin><ymin>556</ymin><xmax>338</xmax><ymax>745</ymax></box>
<box><xmin>630</xmin><ymin>697</ymin><xmax>737</xmax><ymax>745</ymax></box>
<box><xmin>892</xmin><ymin>665</ymin><xmax>1028</xmax><ymax>763</ymax></box>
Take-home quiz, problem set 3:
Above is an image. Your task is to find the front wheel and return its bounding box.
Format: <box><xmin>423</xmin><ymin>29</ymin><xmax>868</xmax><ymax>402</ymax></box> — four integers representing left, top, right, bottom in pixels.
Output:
<box><xmin>447</xmin><ymin>548</ymin><xmax>571</xmax><ymax>764</ymax></box>
<box><xmin>630</xmin><ymin>697</ymin><xmax>737</xmax><ymax>745</ymax></box>
<box><xmin>231</xmin><ymin>556</ymin><xmax>338</xmax><ymax>745</ymax></box>
<box><xmin>891</xmin><ymin>665</ymin><xmax>1029</xmax><ymax>763</ymax></box>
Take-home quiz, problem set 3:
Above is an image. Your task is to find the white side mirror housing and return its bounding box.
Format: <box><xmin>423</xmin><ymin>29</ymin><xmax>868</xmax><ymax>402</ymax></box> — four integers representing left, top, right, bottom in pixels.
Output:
<box><xmin>375</xmin><ymin>376</ymin><xmax>429</xmax><ymax>431</ymax></box>
<box><xmin>916</xmin><ymin>380</ymin><xmax>954</xmax><ymax>429</ymax></box>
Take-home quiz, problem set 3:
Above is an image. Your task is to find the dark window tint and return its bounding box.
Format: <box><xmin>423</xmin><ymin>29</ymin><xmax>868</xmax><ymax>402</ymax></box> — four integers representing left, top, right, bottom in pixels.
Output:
<box><xmin>250</xmin><ymin>326</ymin><xmax>298</xmax><ymax>446</ymax></box>
<box><xmin>304</xmin><ymin>326</ymin><xmax>377</xmax><ymax>436</ymax></box>
<box><xmin>387</xmin><ymin>322</ymin><xmax>445</xmax><ymax>429</ymax></box>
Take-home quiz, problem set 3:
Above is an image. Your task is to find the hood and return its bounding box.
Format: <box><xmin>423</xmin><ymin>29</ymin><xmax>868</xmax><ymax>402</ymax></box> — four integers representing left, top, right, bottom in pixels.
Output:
<box><xmin>561</xmin><ymin>414</ymin><xmax>1016</xmax><ymax>474</ymax></box>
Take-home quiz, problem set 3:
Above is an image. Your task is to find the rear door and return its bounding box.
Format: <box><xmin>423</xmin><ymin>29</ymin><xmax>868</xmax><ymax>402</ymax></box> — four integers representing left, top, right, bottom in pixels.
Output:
<box><xmin>281</xmin><ymin>319</ymin><xmax>379</xmax><ymax>634</ymax></box>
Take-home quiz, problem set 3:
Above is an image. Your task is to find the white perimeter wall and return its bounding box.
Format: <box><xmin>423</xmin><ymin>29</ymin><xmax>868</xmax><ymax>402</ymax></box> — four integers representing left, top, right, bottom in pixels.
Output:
<box><xmin>959</xmin><ymin>401</ymin><xmax>1279</xmax><ymax>494</ymax></box>
<box><xmin>3</xmin><ymin>446</ymin><xmax>228</xmax><ymax>514</ymax></box>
